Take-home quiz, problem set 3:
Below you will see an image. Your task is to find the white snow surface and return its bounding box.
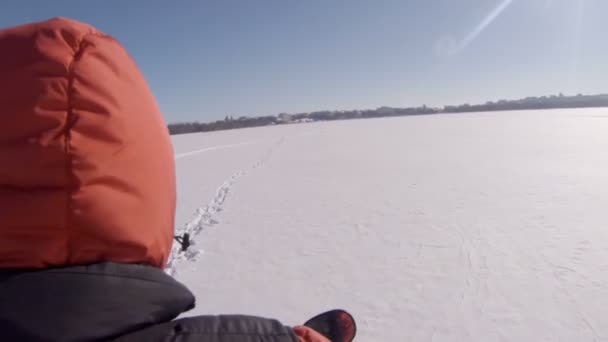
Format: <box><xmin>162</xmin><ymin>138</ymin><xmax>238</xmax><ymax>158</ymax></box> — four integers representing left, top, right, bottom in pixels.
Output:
<box><xmin>169</xmin><ymin>109</ymin><xmax>608</xmax><ymax>341</ymax></box>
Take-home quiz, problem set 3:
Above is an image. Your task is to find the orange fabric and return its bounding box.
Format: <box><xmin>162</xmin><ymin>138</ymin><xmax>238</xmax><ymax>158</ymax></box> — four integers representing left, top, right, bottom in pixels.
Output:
<box><xmin>0</xmin><ymin>17</ymin><xmax>175</xmax><ymax>268</ymax></box>
<box><xmin>293</xmin><ymin>326</ymin><xmax>331</xmax><ymax>342</ymax></box>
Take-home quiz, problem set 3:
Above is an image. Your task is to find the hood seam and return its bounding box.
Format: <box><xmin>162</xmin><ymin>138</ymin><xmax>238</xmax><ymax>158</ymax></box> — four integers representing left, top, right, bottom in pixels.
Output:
<box><xmin>65</xmin><ymin>34</ymin><xmax>92</xmax><ymax>264</ymax></box>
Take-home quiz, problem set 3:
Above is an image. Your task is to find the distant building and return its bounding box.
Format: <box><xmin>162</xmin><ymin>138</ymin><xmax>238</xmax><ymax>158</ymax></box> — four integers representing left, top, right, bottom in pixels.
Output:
<box><xmin>278</xmin><ymin>113</ymin><xmax>294</xmax><ymax>123</ymax></box>
<box><xmin>295</xmin><ymin>118</ymin><xmax>315</xmax><ymax>123</ymax></box>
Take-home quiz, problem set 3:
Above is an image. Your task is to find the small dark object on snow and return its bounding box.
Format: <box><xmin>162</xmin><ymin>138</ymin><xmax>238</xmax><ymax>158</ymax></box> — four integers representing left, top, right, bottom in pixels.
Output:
<box><xmin>304</xmin><ymin>309</ymin><xmax>356</xmax><ymax>342</ymax></box>
<box><xmin>174</xmin><ymin>233</ymin><xmax>191</xmax><ymax>252</ymax></box>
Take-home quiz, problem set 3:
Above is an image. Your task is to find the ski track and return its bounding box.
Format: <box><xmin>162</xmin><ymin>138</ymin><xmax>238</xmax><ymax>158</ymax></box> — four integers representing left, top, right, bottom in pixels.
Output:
<box><xmin>165</xmin><ymin>137</ymin><xmax>285</xmax><ymax>276</ymax></box>
<box><xmin>174</xmin><ymin>141</ymin><xmax>258</xmax><ymax>160</ymax></box>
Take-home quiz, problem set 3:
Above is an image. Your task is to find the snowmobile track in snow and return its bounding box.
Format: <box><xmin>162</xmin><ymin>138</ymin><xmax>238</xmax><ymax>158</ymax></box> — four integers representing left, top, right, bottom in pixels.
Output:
<box><xmin>165</xmin><ymin>137</ymin><xmax>285</xmax><ymax>276</ymax></box>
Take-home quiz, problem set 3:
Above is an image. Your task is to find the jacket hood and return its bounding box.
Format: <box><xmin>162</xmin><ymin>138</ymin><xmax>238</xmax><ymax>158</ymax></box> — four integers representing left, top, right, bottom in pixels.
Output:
<box><xmin>0</xmin><ymin>17</ymin><xmax>176</xmax><ymax>268</ymax></box>
<box><xmin>0</xmin><ymin>263</ymin><xmax>194</xmax><ymax>341</ymax></box>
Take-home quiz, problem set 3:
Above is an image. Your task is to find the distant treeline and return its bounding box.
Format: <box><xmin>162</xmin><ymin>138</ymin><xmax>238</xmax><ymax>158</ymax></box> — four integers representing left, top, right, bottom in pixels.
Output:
<box><xmin>169</xmin><ymin>115</ymin><xmax>277</xmax><ymax>135</ymax></box>
<box><xmin>168</xmin><ymin>93</ymin><xmax>608</xmax><ymax>135</ymax></box>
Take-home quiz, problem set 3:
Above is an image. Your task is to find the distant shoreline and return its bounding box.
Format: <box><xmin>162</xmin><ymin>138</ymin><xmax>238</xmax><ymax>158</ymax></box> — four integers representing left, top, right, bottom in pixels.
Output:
<box><xmin>168</xmin><ymin>93</ymin><xmax>608</xmax><ymax>135</ymax></box>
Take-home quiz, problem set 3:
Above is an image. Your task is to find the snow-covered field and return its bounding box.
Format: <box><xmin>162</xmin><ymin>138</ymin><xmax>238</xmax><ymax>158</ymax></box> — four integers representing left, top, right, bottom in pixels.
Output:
<box><xmin>171</xmin><ymin>109</ymin><xmax>608</xmax><ymax>341</ymax></box>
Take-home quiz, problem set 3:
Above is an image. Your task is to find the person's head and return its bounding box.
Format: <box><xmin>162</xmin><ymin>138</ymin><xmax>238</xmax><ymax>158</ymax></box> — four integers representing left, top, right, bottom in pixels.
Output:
<box><xmin>0</xmin><ymin>17</ymin><xmax>176</xmax><ymax>269</ymax></box>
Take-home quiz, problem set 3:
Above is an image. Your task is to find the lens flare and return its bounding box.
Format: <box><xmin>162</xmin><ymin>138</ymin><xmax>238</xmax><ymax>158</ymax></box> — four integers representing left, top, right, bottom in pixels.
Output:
<box><xmin>456</xmin><ymin>0</ymin><xmax>514</xmax><ymax>52</ymax></box>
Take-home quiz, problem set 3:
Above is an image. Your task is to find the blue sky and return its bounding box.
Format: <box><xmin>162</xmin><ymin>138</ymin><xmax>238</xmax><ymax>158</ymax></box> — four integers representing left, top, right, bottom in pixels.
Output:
<box><xmin>2</xmin><ymin>0</ymin><xmax>607</xmax><ymax>122</ymax></box>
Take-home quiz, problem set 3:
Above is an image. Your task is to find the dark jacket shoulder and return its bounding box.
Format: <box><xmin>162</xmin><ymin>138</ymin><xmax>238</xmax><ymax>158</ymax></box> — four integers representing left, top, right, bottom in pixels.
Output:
<box><xmin>0</xmin><ymin>263</ymin><xmax>297</xmax><ymax>342</ymax></box>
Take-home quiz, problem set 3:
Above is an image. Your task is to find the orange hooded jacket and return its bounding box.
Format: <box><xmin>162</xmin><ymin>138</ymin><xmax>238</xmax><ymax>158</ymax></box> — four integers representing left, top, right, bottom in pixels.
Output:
<box><xmin>0</xmin><ymin>17</ymin><xmax>175</xmax><ymax>268</ymax></box>
<box><xmin>0</xmin><ymin>17</ymin><xmax>333</xmax><ymax>342</ymax></box>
